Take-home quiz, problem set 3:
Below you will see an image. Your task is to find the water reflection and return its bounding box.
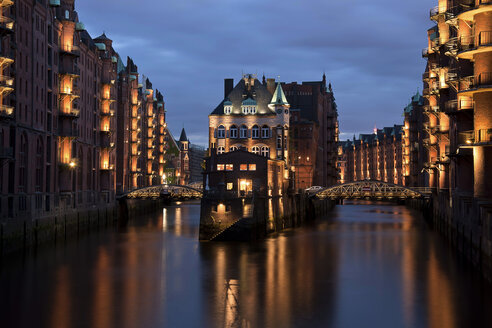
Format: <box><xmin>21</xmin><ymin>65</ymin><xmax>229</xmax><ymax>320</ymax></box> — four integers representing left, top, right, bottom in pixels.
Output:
<box><xmin>1</xmin><ymin>200</ymin><xmax>492</xmax><ymax>327</ymax></box>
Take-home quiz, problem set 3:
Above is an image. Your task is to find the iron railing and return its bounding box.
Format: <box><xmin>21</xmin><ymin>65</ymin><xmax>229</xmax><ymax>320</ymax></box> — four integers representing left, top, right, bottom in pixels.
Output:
<box><xmin>460</xmin><ymin>72</ymin><xmax>492</xmax><ymax>91</ymax></box>
<box><xmin>459</xmin><ymin>129</ymin><xmax>492</xmax><ymax>145</ymax></box>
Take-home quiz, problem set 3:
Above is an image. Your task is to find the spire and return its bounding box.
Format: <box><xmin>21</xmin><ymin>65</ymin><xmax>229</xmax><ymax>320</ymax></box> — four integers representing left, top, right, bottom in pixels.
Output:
<box><xmin>179</xmin><ymin>128</ymin><xmax>188</xmax><ymax>142</ymax></box>
<box><xmin>269</xmin><ymin>82</ymin><xmax>289</xmax><ymax>106</ymax></box>
<box><xmin>322</xmin><ymin>72</ymin><xmax>326</xmax><ymax>84</ymax></box>
<box><xmin>262</xmin><ymin>73</ymin><xmax>266</xmax><ymax>85</ymax></box>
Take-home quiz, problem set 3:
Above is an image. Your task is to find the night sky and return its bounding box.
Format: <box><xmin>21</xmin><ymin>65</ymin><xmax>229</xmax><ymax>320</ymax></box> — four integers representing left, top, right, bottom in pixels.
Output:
<box><xmin>76</xmin><ymin>0</ymin><xmax>434</xmax><ymax>146</ymax></box>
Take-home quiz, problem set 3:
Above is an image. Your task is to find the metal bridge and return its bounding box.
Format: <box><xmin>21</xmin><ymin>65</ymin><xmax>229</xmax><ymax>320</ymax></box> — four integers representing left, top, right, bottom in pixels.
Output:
<box><xmin>121</xmin><ymin>182</ymin><xmax>203</xmax><ymax>200</ymax></box>
<box><xmin>314</xmin><ymin>180</ymin><xmax>430</xmax><ymax>200</ymax></box>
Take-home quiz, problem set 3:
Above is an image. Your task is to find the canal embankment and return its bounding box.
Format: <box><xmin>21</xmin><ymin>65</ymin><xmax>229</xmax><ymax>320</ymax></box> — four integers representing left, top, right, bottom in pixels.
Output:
<box><xmin>407</xmin><ymin>195</ymin><xmax>492</xmax><ymax>280</ymax></box>
<box><xmin>0</xmin><ymin>198</ymin><xmax>166</xmax><ymax>255</ymax></box>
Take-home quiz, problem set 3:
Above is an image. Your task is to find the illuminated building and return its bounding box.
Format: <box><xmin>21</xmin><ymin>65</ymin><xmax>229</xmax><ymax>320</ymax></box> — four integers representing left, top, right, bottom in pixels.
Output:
<box><xmin>208</xmin><ymin>74</ymin><xmax>290</xmax><ymax>167</ymax></box>
<box><xmin>283</xmin><ymin>75</ymin><xmax>339</xmax><ymax>189</ymax></box>
<box><xmin>0</xmin><ymin>0</ymin><xmax>169</xmax><ymax>221</ymax></box>
<box><xmin>340</xmin><ymin>125</ymin><xmax>404</xmax><ymax>185</ymax></box>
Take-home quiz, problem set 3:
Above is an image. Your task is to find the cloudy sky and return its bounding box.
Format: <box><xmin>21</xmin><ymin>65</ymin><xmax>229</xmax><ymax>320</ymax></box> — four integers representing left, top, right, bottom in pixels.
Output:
<box><xmin>76</xmin><ymin>0</ymin><xmax>434</xmax><ymax>146</ymax></box>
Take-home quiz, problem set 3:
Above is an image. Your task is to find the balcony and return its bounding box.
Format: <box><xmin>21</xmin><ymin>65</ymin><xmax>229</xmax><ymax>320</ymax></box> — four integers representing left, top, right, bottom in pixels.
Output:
<box><xmin>0</xmin><ymin>74</ymin><xmax>13</xmax><ymax>90</ymax></box>
<box><xmin>458</xmin><ymin>0</ymin><xmax>492</xmax><ymax>21</ymax></box>
<box><xmin>457</xmin><ymin>31</ymin><xmax>492</xmax><ymax>59</ymax></box>
<box><xmin>1</xmin><ymin>1</ymin><xmax>14</xmax><ymax>8</ymax></box>
<box><xmin>59</xmin><ymin>86</ymin><xmax>80</xmax><ymax>96</ymax></box>
<box><xmin>0</xmin><ymin>104</ymin><xmax>13</xmax><ymax>119</ymax></box>
<box><xmin>430</xmin><ymin>6</ymin><xmax>440</xmax><ymax>20</ymax></box>
<box><xmin>444</xmin><ymin>99</ymin><xmax>474</xmax><ymax>114</ymax></box>
<box><xmin>60</xmin><ymin>45</ymin><xmax>80</xmax><ymax>57</ymax></box>
<box><xmin>59</xmin><ymin>66</ymin><xmax>80</xmax><ymax>77</ymax></box>
<box><xmin>100</xmin><ymin>138</ymin><xmax>115</xmax><ymax>149</ymax></box>
<box><xmin>0</xmin><ymin>14</ymin><xmax>14</xmax><ymax>35</ymax></box>
<box><xmin>459</xmin><ymin>129</ymin><xmax>492</xmax><ymax>146</ymax></box>
<box><xmin>422</xmin><ymin>48</ymin><xmax>430</xmax><ymax>57</ymax></box>
<box><xmin>49</xmin><ymin>0</ymin><xmax>60</xmax><ymax>6</ymax></box>
<box><xmin>459</xmin><ymin>72</ymin><xmax>492</xmax><ymax>94</ymax></box>
<box><xmin>100</xmin><ymin>164</ymin><xmax>114</xmax><ymax>171</ymax></box>
<box><xmin>59</xmin><ymin>108</ymin><xmax>80</xmax><ymax>118</ymax></box>
<box><xmin>423</xmin><ymin>138</ymin><xmax>437</xmax><ymax>148</ymax></box>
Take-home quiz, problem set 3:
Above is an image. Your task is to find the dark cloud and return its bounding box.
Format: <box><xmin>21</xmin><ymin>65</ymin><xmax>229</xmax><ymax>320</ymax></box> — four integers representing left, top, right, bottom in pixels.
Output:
<box><xmin>76</xmin><ymin>0</ymin><xmax>432</xmax><ymax>145</ymax></box>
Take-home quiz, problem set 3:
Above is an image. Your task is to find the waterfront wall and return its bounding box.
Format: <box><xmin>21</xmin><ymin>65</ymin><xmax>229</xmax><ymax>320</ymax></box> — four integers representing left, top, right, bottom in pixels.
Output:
<box><xmin>408</xmin><ymin>193</ymin><xmax>492</xmax><ymax>278</ymax></box>
<box><xmin>199</xmin><ymin>193</ymin><xmax>334</xmax><ymax>241</ymax></box>
<box><xmin>0</xmin><ymin>198</ymin><xmax>165</xmax><ymax>255</ymax></box>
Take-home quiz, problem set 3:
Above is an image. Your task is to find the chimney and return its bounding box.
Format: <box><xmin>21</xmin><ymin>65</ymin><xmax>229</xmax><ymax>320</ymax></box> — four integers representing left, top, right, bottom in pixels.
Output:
<box><xmin>267</xmin><ymin>78</ymin><xmax>276</xmax><ymax>94</ymax></box>
<box><xmin>224</xmin><ymin>79</ymin><xmax>233</xmax><ymax>99</ymax></box>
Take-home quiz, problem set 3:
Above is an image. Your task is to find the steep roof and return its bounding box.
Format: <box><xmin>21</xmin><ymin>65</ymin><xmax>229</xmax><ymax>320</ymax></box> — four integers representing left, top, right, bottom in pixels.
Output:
<box><xmin>210</xmin><ymin>78</ymin><xmax>275</xmax><ymax>116</ymax></box>
<box><xmin>270</xmin><ymin>82</ymin><xmax>289</xmax><ymax>106</ymax></box>
<box><xmin>179</xmin><ymin>128</ymin><xmax>188</xmax><ymax>142</ymax></box>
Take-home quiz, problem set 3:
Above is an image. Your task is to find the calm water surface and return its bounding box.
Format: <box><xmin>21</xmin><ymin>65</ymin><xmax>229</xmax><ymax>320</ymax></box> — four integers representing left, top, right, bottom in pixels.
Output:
<box><xmin>1</xmin><ymin>200</ymin><xmax>492</xmax><ymax>328</ymax></box>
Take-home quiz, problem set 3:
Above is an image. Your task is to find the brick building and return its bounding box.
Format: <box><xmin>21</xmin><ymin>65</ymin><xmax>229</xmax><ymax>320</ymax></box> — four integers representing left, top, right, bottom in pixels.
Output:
<box><xmin>283</xmin><ymin>76</ymin><xmax>339</xmax><ymax>189</ymax></box>
<box><xmin>339</xmin><ymin>125</ymin><xmax>404</xmax><ymax>185</ymax></box>
<box><xmin>0</xmin><ymin>0</ymin><xmax>169</xmax><ymax>221</ymax></box>
<box><xmin>208</xmin><ymin>74</ymin><xmax>290</xmax><ymax>171</ymax></box>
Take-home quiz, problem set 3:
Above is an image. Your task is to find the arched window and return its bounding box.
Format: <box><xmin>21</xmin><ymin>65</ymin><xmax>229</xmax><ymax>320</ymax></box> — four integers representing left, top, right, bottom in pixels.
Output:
<box><xmin>261</xmin><ymin>146</ymin><xmax>270</xmax><ymax>158</ymax></box>
<box><xmin>35</xmin><ymin>138</ymin><xmax>43</xmax><ymax>192</ymax></box>
<box><xmin>230</xmin><ymin>125</ymin><xmax>238</xmax><ymax>139</ymax></box>
<box><xmin>217</xmin><ymin>146</ymin><xmax>225</xmax><ymax>154</ymax></box>
<box><xmin>230</xmin><ymin>146</ymin><xmax>238</xmax><ymax>152</ymax></box>
<box><xmin>252</xmin><ymin>125</ymin><xmax>259</xmax><ymax>139</ymax></box>
<box><xmin>217</xmin><ymin>125</ymin><xmax>225</xmax><ymax>139</ymax></box>
<box><xmin>19</xmin><ymin>133</ymin><xmax>28</xmax><ymax>192</ymax></box>
<box><xmin>261</xmin><ymin>125</ymin><xmax>270</xmax><ymax>139</ymax></box>
<box><xmin>251</xmin><ymin>146</ymin><xmax>260</xmax><ymax>155</ymax></box>
<box><xmin>240</xmin><ymin>125</ymin><xmax>248</xmax><ymax>139</ymax></box>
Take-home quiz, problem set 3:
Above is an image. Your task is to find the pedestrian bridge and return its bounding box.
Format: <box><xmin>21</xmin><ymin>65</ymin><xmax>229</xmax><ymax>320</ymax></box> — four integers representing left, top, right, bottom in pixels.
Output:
<box><xmin>314</xmin><ymin>180</ymin><xmax>430</xmax><ymax>200</ymax></box>
<box><xmin>120</xmin><ymin>183</ymin><xmax>203</xmax><ymax>200</ymax></box>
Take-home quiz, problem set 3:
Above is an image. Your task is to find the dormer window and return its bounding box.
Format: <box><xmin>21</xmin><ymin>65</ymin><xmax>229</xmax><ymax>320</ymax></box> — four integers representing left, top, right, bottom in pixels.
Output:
<box><xmin>241</xmin><ymin>98</ymin><xmax>257</xmax><ymax>115</ymax></box>
<box><xmin>223</xmin><ymin>100</ymin><xmax>232</xmax><ymax>114</ymax></box>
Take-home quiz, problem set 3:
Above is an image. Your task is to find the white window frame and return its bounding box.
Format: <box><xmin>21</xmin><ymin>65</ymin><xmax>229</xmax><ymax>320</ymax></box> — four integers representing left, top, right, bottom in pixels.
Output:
<box><xmin>217</xmin><ymin>125</ymin><xmax>225</xmax><ymax>139</ymax></box>
<box><xmin>217</xmin><ymin>146</ymin><xmax>225</xmax><ymax>154</ymax></box>
<box><xmin>230</xmin><ymin>125</ymin><xmax>238</xmax><ymax>138</ymax></box>
<box><xmin>261</xmin><ymin>146</ymin><xmax>270</xmax><ymax>158</ymax></box>
<box><xmin>252</xmin><ymin>146</ymin><xmax>260</xmax><ymax>155</ymax></box>
<box><xmin>252</xmin><ymin>125</ymin><xmax>259</xmax><ymax>139</ymax></box>
<box><xmin>240</xmin><ymin>125</ymin><xmax>248</xmax><ymax>139</ymax></box>
<box><xmin>261</xmin><ymin>126</ymin><xmax>270</xmax><ymax>139</ymax></box>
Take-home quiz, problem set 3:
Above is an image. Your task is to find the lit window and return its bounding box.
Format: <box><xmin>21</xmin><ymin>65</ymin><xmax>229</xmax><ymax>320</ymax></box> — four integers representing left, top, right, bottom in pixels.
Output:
<box><xmin>226</xmin><ymin>164</ymin><xmax>233</xmax><ymax>171</ymax></box>
<box><xmin>227</xmin><ymin>183</ymin><xmax>233</xmax><ymax>190</ymax></box>
<box><xmin>240</xmin><ymin>164</ymin><xmax>248</xmax><ymax>171</ymax></box>
<box><xmin>217</xmin><ymin>164</ymin><xmax>225</xmax><ymax>171</ymax></box>
<box><xmin>261</xmin><ymin>146</ymin><xmax>270</xmax><ymax>158</ymax></box>
<box><xmin>249</xmin><ymin>164</ymin><xmax>256</xmax><ymax>171</ymax></box>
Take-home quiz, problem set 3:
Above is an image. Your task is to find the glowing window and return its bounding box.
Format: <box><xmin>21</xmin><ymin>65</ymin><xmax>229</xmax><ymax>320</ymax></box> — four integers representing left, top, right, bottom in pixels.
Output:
<box><xmin>225</xmin><ymin>164</ymin><xmax>233</xmax><ymax>171</ymax></box>
<box><xmin>227</xmin><ymin>183</ymin><xmax>233</xmax><ymax>190</ymax></box>
<box><xmin>249</xmin><ymin>164</ymin><xmax>256</xmax><ymax>171</ymax></box>
<box><xmin>240</xmin><ymin>164</ymin><xmax>248</xmax><ymax>171</ymax></box>
<box><xmin>217</xmin><ymin>164</ymin><xmax>224</xmax><ymax>171</ymax></box>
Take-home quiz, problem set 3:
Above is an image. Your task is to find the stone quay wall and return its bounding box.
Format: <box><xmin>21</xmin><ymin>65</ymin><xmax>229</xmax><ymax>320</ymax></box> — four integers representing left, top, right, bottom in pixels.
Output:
<box><xmin>407</xmin><ymin>192</ymin><xmax>492</xmax><ymax>279</ymax></box>
<box><xmin>199</xmin><ymin>193</ymin><xmax>334</xmax><ymax>241</ymax></box>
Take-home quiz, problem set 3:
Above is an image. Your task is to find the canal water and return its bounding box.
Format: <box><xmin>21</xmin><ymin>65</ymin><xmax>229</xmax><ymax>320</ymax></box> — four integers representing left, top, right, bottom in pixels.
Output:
<box><xmin>1</xmin><ymin>200</ymin><xmax>492</xmax><ymax>328</ymax></box>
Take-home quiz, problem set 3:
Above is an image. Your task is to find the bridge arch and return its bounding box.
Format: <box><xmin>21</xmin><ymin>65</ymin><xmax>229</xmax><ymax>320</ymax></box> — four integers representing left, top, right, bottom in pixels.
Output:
<box><xmin>120</xmin><ymin>183</ymin><xmax>203</xmax><ymax>200</ymax></box>
<box><xmin>314</xmin><ymin>180</ymin><xmax>424</xmax><ymax>200</ymax></box>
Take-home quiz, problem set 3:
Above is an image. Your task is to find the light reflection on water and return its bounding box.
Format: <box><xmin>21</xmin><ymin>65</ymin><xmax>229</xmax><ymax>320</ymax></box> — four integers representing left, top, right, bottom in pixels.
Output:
<box><xmin>1</xmin><ymin>200</ymin><xmax>492</xmax><ymax>328</ymax></box>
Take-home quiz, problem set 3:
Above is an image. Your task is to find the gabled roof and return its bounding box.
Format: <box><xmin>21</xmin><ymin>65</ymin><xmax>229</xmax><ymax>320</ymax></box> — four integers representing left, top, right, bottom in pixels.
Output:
<box><xmin>210</xmin><ymin>78</ymin><xmax>276</xmax><ymax>116</ymax></box>
<box><xmin>270</xmin><ymin>83</ymin><xmax>289</xmax><ymax>106</ymax></box>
